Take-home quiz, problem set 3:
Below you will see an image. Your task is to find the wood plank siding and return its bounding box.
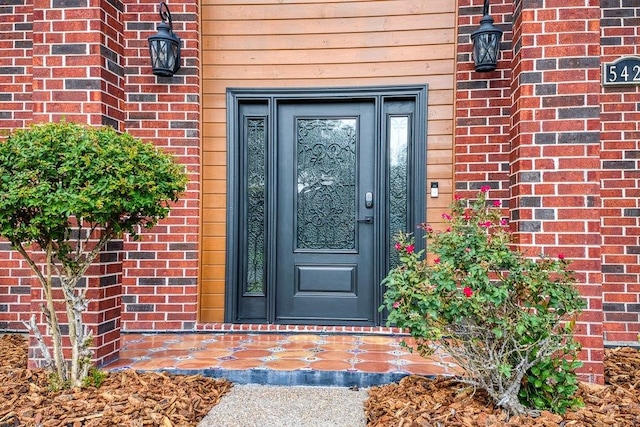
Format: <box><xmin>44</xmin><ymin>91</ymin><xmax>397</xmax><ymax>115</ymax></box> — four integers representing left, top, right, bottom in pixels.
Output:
<box><xmin>200</xmin><ymin>0</ymin><xmax>456</xmax><ymax>322</ymax></box>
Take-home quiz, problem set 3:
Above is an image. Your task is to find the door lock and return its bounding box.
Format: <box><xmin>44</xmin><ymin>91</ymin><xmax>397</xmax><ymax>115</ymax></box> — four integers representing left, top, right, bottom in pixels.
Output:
<box><xmin>357</xmin><ymin>216</ymin><xmax>374</xmax><ymax>224</ymax></box>
<box><xmin>365</xmin><ymin>192</ymin><xmax>373</xmax><ymax>208</ymax></box>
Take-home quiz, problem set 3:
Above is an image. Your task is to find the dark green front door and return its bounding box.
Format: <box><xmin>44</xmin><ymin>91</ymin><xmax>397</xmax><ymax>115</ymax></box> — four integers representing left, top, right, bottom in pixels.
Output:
<box><xmin>275</xmin><ymin>102</ymin><xmax>376</xmax><ymax>324</ymax></box>
<box><xmin>225</xmin><ymin>86</ymin><xmax>427</xmax><ymax>325</ymax></box>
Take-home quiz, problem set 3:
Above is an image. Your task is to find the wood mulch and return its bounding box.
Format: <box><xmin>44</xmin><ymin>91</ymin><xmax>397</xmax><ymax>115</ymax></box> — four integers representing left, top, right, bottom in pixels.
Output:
<box><xmin>0</xmin><ymin>334</ymin><xmax>232</xmax><ymax>427</ymax></box>
<box><xmin>365</xmin><ymin>347</ymin><xmax>640</xmax><ymax>426</ymax></box>
<box><xmin>2</xmin><ymin>334</ymin><xmax>640</xmax><ymax>426</ymax></box>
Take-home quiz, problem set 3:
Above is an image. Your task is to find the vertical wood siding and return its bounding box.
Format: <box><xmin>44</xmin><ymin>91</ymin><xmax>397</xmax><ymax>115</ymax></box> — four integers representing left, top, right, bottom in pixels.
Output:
<box><xmin>200</xmin><ymin>0</ymin><xmax>456</xmax><ymax>321</ymax></box>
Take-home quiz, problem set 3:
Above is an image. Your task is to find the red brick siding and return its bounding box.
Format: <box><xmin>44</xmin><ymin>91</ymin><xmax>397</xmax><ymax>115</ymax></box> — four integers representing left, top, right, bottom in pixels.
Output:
<box><xmin>600</xmin><ymin>0</ymin><xmax>640</xmax><ymax>345</ymax></box>
<box><xmin>121</xmin><ymin>0</ymin><xmax>200</xmax><ymax>332</ymax></box>
<box><xmin>0</xmin><ymin>0</ymin><xmax>200</xmax><ymax>341</ymax></box>
<box><xmin>0</xmin><ymin>0</ymin><xmax>34</xmax><ymax>331</ymax></box>
<box><xmin>455</xmin><ymin>0</ymin><xmax>512</xmax><ymax>204</ymax></box>
<box><xmin>0</xmin><ymin>0</ymin><xmax>33</xmax><ymax>130</ymax></box>
<box><xmin>456</xmin><ymin>0</ymin><xmax>605</xmax><ymax>383</ymax></box>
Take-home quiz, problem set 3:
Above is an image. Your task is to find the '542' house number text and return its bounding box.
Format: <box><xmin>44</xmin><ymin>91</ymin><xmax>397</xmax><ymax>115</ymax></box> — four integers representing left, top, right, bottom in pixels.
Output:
<box><xmin>604</xmin><ymin>57</ymin><xmax>640</xmax><ymax>86</ymax></box>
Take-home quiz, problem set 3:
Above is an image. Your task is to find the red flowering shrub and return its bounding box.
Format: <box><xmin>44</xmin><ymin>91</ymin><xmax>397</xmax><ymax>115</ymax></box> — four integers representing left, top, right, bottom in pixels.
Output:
<box><xmin>382</xmin><ymin>190</ymin><xmax>586</xmax><ymax>416</ymax></box>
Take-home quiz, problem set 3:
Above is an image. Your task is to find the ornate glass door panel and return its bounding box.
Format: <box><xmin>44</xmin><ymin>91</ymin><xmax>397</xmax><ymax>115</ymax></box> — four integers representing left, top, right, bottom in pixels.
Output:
<box><xmin>276</xmin><ymin>102</ymin><xmax>376</xmax><ymax>324</ymax></box>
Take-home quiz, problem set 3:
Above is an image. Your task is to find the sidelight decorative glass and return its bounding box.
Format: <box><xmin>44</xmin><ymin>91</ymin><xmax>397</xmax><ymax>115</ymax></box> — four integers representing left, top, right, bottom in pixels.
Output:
<box><xmin>388</xmin><ymin>116</ymin><xmax>409</xmax><ymax>267</ymax></box>
<box><xmin>245</xmin><ymin>118</ymin><xmax>266</xmax><ymax>294</ymax></box>
<box><xmin>296</xmin><ymin>118</ymin><xmax>357</xmax><ymax>250</ymax></box>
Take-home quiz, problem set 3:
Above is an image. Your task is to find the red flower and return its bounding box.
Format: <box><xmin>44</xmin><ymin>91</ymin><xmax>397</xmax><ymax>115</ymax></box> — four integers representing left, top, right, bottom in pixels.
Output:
<box><xmin>393</xmin><ymin>301</ymin><xmax>401</xmax><ymax>309</ymax></box>
<box><xmin>463</xmin><ymin>287</ymin><xmax>473</xmax><ymax>298</ymax></box>
<box><xmin>479</xmin><ymin>221</ymin><xmax>492</xmax><ymax>228</ymax></box>
<box><xmin>500</xmin><ymin>219</ymin><xmax>507</xmax><ymax>226</ymax></box>
<box><xmin>480</xmin><ymin>185</ymin><xmax>491</xmax><ymax>192</ymax></box>
<box><xmin>558</xmin><ymin>253</ymin><xmax>565</xmax><ymax>260</ymax></box>
<box><xmin>434</xmin><ymin>257</ymin><xmax>440</xmax><ymax>264</ymax></box>
<box><xmin>395</xmin><ymin>242</ymin><xmax>402</xmax><ymax>251</ymax></box>
<box><xmin>442</xmin><ymin>213</ymin><xmax>452</xmax><ymax>221</ymax></box>
<box><xmin>406</xmin><ymin>244</ymin><xmax>415</xmax><ymax>254</ymax></box>
<box><xmin>493</xmin><ymin>200</ymin><xmax>501</xmax><ymax>207</ymax></box>
<box><xmin>455</xmin><ymin>194</ymin><xmax>462</xmax><ymax>201</ymax></box>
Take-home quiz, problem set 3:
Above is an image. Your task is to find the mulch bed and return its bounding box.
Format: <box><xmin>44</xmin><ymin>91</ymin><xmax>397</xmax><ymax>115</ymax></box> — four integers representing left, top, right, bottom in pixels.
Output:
<box><xmin>0</xmin><ymin>334</ymin><xmax>232</xmax><ymax>427</ymax></box>
<box><xmin>2</xmin><ymin>334</ymin><xmax>640</xmax><ymax>426</ymax></box>
<box><xmin>365</xmin><ymin>347</ymin><xmax>640</xmax><ymax>426</ymax></box>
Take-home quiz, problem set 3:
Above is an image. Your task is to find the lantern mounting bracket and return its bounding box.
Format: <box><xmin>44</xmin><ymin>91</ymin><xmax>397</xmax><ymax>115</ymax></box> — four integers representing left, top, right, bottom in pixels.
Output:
<box><xmin>471</xmin><ymin>0</ymin><xmax>502</xmax><ymax>73</ymax></box>
<box><xmin>147</xmin><ymin>2</ymin><xmax>181</xmax><ymax>77</ymax></box>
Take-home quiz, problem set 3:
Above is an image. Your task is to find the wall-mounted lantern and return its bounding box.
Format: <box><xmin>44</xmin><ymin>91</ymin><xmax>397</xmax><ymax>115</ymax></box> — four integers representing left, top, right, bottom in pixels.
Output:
<box><xmin>147</xmin><ymin>2</ymin><xmax>181</xmax><ymax>77</ymax></box>
<box><xmin>471</xmin><ymin>0</ymin><xmax>502</xmax><ymax>72</ymax></box>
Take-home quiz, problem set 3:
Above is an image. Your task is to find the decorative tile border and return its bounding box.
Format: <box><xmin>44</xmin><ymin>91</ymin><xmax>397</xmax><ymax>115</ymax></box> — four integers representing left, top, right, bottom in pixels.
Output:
<box><xmin>195</xmin><ymin>323</ymin><xmax>408</xmax><ymax>335</ymax></box>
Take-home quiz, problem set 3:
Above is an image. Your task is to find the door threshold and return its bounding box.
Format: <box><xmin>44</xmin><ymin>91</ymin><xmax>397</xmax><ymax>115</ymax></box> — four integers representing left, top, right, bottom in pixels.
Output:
<box><xmin>196</xmin><ymin>323</ymin><xmax>408</xmax><ymax>336</ymax></box>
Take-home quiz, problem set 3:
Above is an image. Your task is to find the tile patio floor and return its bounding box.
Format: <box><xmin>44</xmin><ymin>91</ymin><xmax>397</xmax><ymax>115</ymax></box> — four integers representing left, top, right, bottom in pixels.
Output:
<box><xmin>105</xmin><ymin>332</ymin><xmax>460</xmax><ymax>387</ymax></box>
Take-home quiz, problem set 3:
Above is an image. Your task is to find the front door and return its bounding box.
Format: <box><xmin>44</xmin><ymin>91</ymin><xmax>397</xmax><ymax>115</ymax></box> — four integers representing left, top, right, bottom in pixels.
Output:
<box><xmin>225</xmin><ymin>86</ymin><xmax>427</xmax><ymax>325</ymax></box>
<box><xmin>275</xmin><ymin>102</ymin><xmax>376</xmax><ymax>324</ymax></box>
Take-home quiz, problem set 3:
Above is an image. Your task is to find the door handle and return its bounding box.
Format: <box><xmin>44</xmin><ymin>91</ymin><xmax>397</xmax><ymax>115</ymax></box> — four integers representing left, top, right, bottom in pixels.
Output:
<box><xmin>357</xmin><ymin>216</ymin><xmax>374</xmax><ymax>224</ymax></box>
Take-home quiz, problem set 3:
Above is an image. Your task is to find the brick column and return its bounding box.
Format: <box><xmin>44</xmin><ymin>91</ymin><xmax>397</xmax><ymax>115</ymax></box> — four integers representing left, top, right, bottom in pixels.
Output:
<box><xmin>27</xmin><ymin>0</ymin><xmax>126</xmax><ymax>367</ymax></box>
<box><xmin>0</xmin><ymin>0</ymin><xmax>34</xmax><ymax>331</ymax></box>
<box><xmin>600</xmin><ymin>1</ymin><xmax>640</xmax><ymax>345</ymax></box>
<box><xmin>509</xmin><ymin>1</ymin><xmax>603</xmax><ymax>383</ymax></box>
<box><xmin>121</xmin><ymin>0</ymin><xmax>200</xmax><ymax>332</ymax></box>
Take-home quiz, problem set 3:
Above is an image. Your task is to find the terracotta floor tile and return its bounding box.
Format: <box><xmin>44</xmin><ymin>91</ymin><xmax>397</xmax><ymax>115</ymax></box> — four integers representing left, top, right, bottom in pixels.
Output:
<box><xmin>175</xmin><ymin>358</ymin><xmax>223</xmax><ymax>369</ymax></box>
<box><xmin>321</xmin><ymin>342</ymin><xmax>355</xmax><ymax>351</ymax></box>
<box><xmin>359</xmin><ymin>336</ymin><xmax>395</xmax><ymax>344</ymax></box>
<box><xmin>214</xmin><ymin>334</ymin><xmax>251</xmax><ymax>342</ymax></box>
<box><xmin>323</xmin><ymin>335</ymin><xmax>360</xmax><ymax>344</ymax></box>
<box><xmin>122</xmin><ymin>341</ymin><xmax>161</xmax><ymax>350</ymax></box>
<box><xmin>359</xmin><ymin>344</ymin><xmax>396</xmax><ymax>352</ymax></box>
<box><xmin>403</xmin><ymin>362</ymin><xmax>449</xmax><ymax>375</ymax></box>
<box><xmin>144</xmin><ymin>350</ymin><xmax>189</xmax><ymax>359</ymax></box>
<box><xmin>231</xmin><ymin>349</ymin><xmax>272</xmax><ymax>359</ymax></box>
<box><xmin>357</xmin><ymin>352</ymin><xmax>396</xmax><ymax>362</ymax></box>
<box><xmin>286</xmin><ymin>334</ymin><xmax>322</xmax><ymax>342</ymax></box>
<box><xmin>131</xmin><ymin>358</ymin><xmax>178</xmax><ymax>370</ymax></box>
<box><xmin>108</xmin><ymin>333</ymin><xmax>459</xmax><ymax>379</ymax></box>
<box><xmin>353</xmin><ymin>361</ymin><xmax>394</xmax><ymax>373</ymax></box>
<box><xmin>104</xmin><ymin>358</ymin><xmax>132</xmax><ymax>370</ymax></box>
<box><xmin>166</xmin><ymin>341</ymin><xmax>207</xmax><ymax>350</ymax></box>
<box><xmin>189</xmin><ymin>349</ymin><xmax>233</xmax><ymax>359</ymax></box>
<box><xmin>315</xmin><ymin>351</ymin><xmax>355</xmax><ymax>361</ymax></box>
<box><xmin>276</xmin><ymin>350</ymin><xmax>314</xmax><ymax>359</ymax></box>
<box><xmin>264</xmin><ymin>359</ymin><xmax>309</xmax><ymax>370</ymax></box>
<box><xmin>310</xmin><ymin>360</ymin><xmax>352</xmax><ymax>371</ymax></box>
<box><xmin>241</xmin><ymin>340</ymin><xmax>282</xmax><ymax>349</ymax></box>
<box><xmin>247</xmin><ymin>334</ymin><xmax>287</xmax><ymax>342</ymax></box>
<box><xmin>119</xmin><ymin>349</ymin><xmax>152</xmax><ymax>359</ymax></box>
<box><xmin>401</xmin><ymin>352</ymin><xmax>434</xmax><ymax>363</ymax></box>
<box><xmin>280</xmin><ymin>342</ymin><xmax>316</xmax><ymax>350</ymax></box>
<box><xmin>219</xmin><ymin>359</ymin><xmax>264</xmax><ymax>370</ymax></box>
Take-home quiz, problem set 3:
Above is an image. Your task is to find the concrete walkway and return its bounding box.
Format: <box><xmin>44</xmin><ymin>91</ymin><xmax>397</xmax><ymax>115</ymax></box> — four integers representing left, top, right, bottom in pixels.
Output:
<box><xmin>198</xmin><ymin>384</ymin><xmax>368</xmax><ymax>427</ymax></box>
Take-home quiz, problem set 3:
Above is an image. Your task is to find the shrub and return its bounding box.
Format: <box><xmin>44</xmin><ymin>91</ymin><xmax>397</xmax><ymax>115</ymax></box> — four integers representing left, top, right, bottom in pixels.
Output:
<box><xmin>0</xmin><ymin>121</ymin><xmax>187</xmax><ymax>388</ymax></box>
<box><xmin>381</xmin><ymin>188</ymin><xmax>586</xmax><ymax>416</ymax></box>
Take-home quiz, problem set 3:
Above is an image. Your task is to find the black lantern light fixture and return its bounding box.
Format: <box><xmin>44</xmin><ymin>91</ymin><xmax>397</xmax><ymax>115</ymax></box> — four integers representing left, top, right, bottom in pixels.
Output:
<box><xmin>148</xmin><ymin>2</ymin><xmax>181</xmax><ymax>77</ymax></box>
<box><xmin>471</xmin><ymin>0</ymin><xmax>503</xmax><ymax>72</ymax></box>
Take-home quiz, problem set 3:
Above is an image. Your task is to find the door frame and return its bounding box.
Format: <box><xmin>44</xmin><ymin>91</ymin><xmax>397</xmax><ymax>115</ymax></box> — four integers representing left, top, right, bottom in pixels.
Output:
<box><xmin>224</xmin><ymin>85</ymin><xmax>428</xmax><ymax>325</ymax></box>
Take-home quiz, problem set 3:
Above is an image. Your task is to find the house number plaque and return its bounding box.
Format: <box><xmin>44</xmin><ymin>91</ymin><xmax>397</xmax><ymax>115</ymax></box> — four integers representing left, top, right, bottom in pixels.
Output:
<box><xmin>604</xmin><ymin>57</ymin><xmax>640</xmax><ymax>86</ymax></box>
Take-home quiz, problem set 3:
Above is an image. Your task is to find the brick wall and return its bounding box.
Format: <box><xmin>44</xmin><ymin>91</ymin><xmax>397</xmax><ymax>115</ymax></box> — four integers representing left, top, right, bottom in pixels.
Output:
<box><xmin>120</xmin><ymin>0</ymin><xmax>200</xmax><ymax>332</ymax></box>
<box><xmin>0</xmin><ymin>0</ymin><xmax>34</xmax><ymax>331</ymax></box>
<box><xmin>455</xmin><ymin>0</ymin><xmax>513</xmax><ymax>204</ymax></box>
<box><xmin>600</xmin><ymin>0</ymin><xmax>640</xmax><ymax>345</ymax></box>
<box><xmin>0</xmin><ymin>0</ymin><xmax>33</xmax><ymax>130</ymax></box>
<box><xmin>456</xmin><ymin>0</ymin><xmax>605</xmax><ymax>383</ymax></box>
<box><xmin>0</xmin><ymin>0</ymin><xmax>200</xmax><ymax>364</ymax></box>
